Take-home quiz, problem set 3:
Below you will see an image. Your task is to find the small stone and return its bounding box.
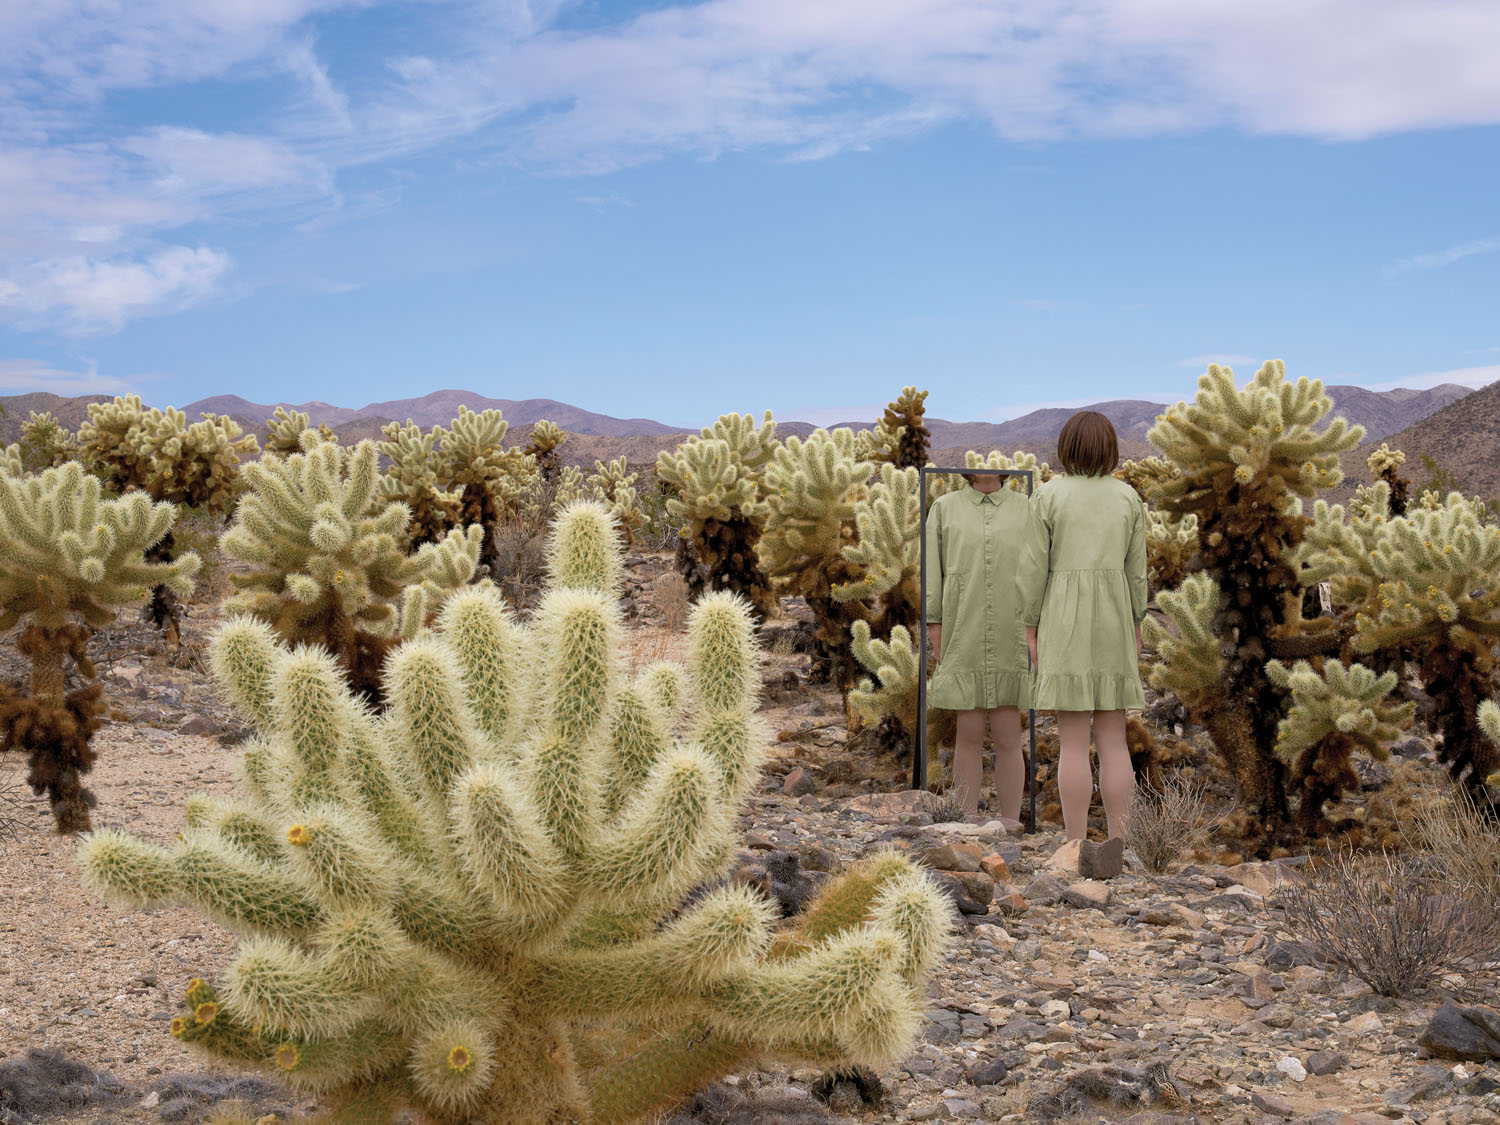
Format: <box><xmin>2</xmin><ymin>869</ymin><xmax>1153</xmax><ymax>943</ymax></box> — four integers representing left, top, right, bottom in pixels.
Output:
<box><xmin>995</xmin><ymin>890</ymin><xmax>1029</xmax><ymax>915</ymax></box>
<box><xmin>1265</xmin><ymin>940</ymin><xmax>1326</xmax><ymax>970</ymax></box>
<box><xmin>1276</xmin><ymin>1056</ymin><xmax>1307</xmax><ymax>1082</ymax></box>
<box><xmin>1023</xmin><ymin>873</ymin><xmax>1065</xmax><ymax>906</ymax></box>
<box><xmin>950</xmin><ymin>870</ymin><xmax>995</xmax><ymax>906</ymax></box>
<box><xmin>967</xmin><ymin>1057</ymin><xmax>1008</xmax><ymax>1086</ymax></box>
<box><xmin>1045</xmin><ymin>838</ymin><xmax>1083</xmax><ymax>875</ymax></box>
<box><xmin>1250</xmin><ymin>1090</ymin><xmax>1295</xmax><ymax>1117</ymax></box>
<box><xmin>1040</xmin><ymin>999</ymin><xmax>1071</xmax><ymax>1020</ymax></box>
<box><xmin>1347</xmin><ymin>1011</ymin><xmax>1385</xmax><ymax>1035</ymax></box>
<box><xmin>1307</xmin><ymin>1049</ymin><xmax>1347</xmax><ymax>1075</ymax></box>
<box><xmin>140</xmin><ymin>1091</ymin><xmax>160</xmax><ymax>1109</ymax></box>
<box><xmin>1060</xmin><ymin>880</ymin><xmax>1112</xmax><ymax>909</ymax></box>
<box><xmin>1417</xmin><ymin>1001</ymin><xmax>1500</xmax><ymax>1061</ymax></box>
<box><xmin>1078</xmin><ymin>836</ymin><xmax>1124</xmax><ymax>880</ymax></box>
<box><xmin>979</xmin><ymin>853</ymin><xmax>1012</xmax><ymax>881</ymax></box>
<box><xmin>782</xmin><ymin>767</ymin><xmax>819</xmax><ymax>796</ymax></box>
<box><xmin>922</xmin><ymin>843</ymin><xmax>983</xmax><ymax>872</ymax></box>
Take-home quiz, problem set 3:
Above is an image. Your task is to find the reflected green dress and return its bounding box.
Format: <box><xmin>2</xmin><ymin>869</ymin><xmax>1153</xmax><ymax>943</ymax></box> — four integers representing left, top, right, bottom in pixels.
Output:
<box><xmin>923</xmin><ymin>485</ymin><xmax>1032</xmax><ymax>710</ymax></box>
<box><xmin>1015</xmin><ymin>474</ymin><xmax>1148</xmax><ymax>711</ymax></box>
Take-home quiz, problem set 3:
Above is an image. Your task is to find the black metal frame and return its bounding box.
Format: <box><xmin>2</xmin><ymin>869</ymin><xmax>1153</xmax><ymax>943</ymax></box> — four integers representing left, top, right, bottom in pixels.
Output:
<box><xmin>915</xmin><ymin>466</ymin><xmax>1037</xmax><ymax>831</ymax></box>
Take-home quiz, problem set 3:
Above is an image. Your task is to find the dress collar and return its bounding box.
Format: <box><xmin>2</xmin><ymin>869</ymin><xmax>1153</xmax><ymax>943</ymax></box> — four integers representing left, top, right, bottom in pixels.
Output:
<box><xmin>964</xmin><ymin>483</ymin><xmax>1006</xmax><ymax>505</ymax></box>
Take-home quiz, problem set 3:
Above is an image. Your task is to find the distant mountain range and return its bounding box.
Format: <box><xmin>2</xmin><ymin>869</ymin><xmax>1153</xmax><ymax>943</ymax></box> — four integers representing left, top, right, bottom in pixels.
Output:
<box><xmin>0</xmin><ymin>383</ymin><xmax>1486</xmax><ymax>497</ymax></box>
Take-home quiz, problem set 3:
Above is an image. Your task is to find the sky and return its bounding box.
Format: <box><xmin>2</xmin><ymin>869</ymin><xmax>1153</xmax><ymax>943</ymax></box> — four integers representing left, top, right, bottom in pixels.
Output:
<box><xmin>2</xmin><ymin>1</ymin><xmax>1498</xmax><ymax>429</ymax></box>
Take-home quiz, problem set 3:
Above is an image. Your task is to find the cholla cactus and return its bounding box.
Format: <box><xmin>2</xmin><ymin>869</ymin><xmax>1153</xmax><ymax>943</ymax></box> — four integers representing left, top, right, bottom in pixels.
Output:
<box><xmin>1145</xmin><ymin>509</ymin><xmax>1198</xmax><ymax>591</ymax></box>
<box><xmin>1342</xmin><ymin>493</ymin><xmax>1500</xmax><ymax>800</ymax></box>
<box><xmin>78</xmin><ymin>395</ymin><xmax>257</xmax><ymax>639</ymax></box>
<box><xmin>876</xmin><ymin>386</ymin><xmax>930</xmax><ymax>470</ymax></box>
<box><xmin>524</xmin><ymin>419</ymin><xmax>568</xmax><ymax>481</ymax></box>
<box><xmin>849</xmin><ymin>620</ymin><xmax>919</xmax><ymax>743</ymax></box>
<box><xmin>0</xmin><ymin>462</ymin><xmax>198</xmax><ymax>831</ymax></box>
<box><xmin>1366</xmin><ymin>443</ymin><xmax>1410</xmax><ymax>516</ymax></box>
<box><xmin>221</xmin><ymin>439</ymin><xmax>480</xmax><ymax>702</ymax></box>
<box><xmin>656</xmin><ymin>412</ymin><xmax>779</xmax><ymax>617</ymax></box>
<box><xmin>1146</xmin><ymin>361</ymin><xmax>1363</xmax><ymax>832</ymax></box>
<box><xmin>434</xmin><ymin>407</ymin><xmax>532</xmax><ymax>573</ymax></box>
<box><xmin>1141</xmin><ymin>573</ymin><xmax>1226</xmax><ymax>716</ymax></box>
<box><xmin>17</xmin><ymin>411</ymin><xmax>78</xmax><ymax>471</ymax></box>
<box><xmin>79</xmin><ymin>507</ymin><xmax>951</xmax><ymax>1124</ymax></box>
<box><xmin>378</xmin><ymin>421</ymin><xmax>458</xmax><ymax>546</ymax></box>
<box><xmin>266</xmin><ymin>408</ymin><xmax>336</xmax><ymax>454</ymax></box>
<box><xmin>586</xmin><ymin>458</ymin><xmax>644</xmax><ymax>545</ymax></box>
<box><xmin>1115</xmin><ymin>456</ymin><xmax>1178</xmax><ymax>503</ymax></box>
<box><xmin>1265</xmin><ymin>659</ymin><xmax>1414</xmax><ymax>832</ymax></box>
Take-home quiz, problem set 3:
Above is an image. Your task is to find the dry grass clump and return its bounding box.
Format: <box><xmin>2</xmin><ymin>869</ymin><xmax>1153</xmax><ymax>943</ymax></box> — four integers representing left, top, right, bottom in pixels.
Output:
<box><xmin>1407</xmin><ymin>785</ymin><xmax>1500</xmax><ymax>920</ymax></box>
<box><xmin>654</xmin><ymin>570</ymin><xmax>691</xmax><ymax>631</ymax></box>
<box><xmin>1125</xmin><ymin>775</ymin><xmax>1210</xmax><ymax>873</ymax></box>
<box><xmin>1274</xmin><ymin>845</ymin><xmax>1500</xmax><ymax>997</ymax></box>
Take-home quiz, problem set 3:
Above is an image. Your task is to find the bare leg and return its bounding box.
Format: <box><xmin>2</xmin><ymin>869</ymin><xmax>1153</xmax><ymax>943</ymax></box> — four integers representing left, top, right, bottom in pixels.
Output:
<box><xmin>1094</xmin><ymin>709</ymin><xmax>1134</xmax><ymax>840</ymax></box>
<box><xmin>1056</xmin><ymin>710</ymin><xmax>1094</xmax><ymax>841</ymax></box>
<box><xmin>953</xmin><ymin>709</ymin><xmax>987</xmax><ymax>817</ymax></box>
<box><xmin>989</xmin><ymin>706</ymin><xmax>1025</xmax><ymax>822</ymax></box>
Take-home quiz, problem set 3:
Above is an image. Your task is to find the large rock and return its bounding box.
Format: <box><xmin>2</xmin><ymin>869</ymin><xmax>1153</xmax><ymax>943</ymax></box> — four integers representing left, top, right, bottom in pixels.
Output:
<box><xmin>845</xmin><ymin>789</ymin><xmax>939</xmax><ymax>822</ymax></box>
<box><xmin>1045</xmin><ymin>838</ymin><xmax>1083</xmax><ymax>875</ymax></box>
<box><xmin>1078</xmin><ymin>837</ymin><xmax>1124</xmax><ymax>880</ymax></box>
<box><xmin>1418</xmin><ymin>1001</ymin><xmax>1500</xmax><ymax>1061</ymax></box>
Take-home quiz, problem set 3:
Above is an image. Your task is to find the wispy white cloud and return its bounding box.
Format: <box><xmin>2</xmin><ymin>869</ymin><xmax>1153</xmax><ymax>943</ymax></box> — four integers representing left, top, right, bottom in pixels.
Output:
<box><xmin>0</xmin><ymin>246</ymin><xmax>233</xmax><ymax>333</ymax></box>
<box><xmin>7</xmin><ymin>0</ymin><xmax>1500</xmax><ymax>329</ymax></box>
<box><xmin>0</xmin><ymin>358</ymin><xmax>135</xmax><ymax>395</ymax></box>
<box><xmin>1384</xmin><ymin>235</ymin><xmax>1500</xmax><ymax>277</ymax></box>
<box><xmin>573</xmin><ymin>193</ymin><xmax>636</xmax><ymax>210</ymax></box>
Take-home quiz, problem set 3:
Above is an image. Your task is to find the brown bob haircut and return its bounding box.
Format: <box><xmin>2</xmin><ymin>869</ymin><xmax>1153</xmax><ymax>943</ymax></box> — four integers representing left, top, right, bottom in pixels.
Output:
<box><xmin>1056</xmin><ymin>411</ymin><xmax>1119</xmax><ymax>477</ymax></box>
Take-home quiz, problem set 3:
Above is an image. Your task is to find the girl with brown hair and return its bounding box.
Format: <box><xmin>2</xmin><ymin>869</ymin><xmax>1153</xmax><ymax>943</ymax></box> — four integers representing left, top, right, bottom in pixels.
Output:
<box><xmin>1015</xmin><ymin>411</ymin><xmax>1148</xmax><ymax>845</ymax></box>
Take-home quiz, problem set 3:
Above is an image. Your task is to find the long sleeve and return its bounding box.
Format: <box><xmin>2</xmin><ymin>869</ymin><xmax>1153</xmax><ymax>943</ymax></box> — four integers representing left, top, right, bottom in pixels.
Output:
<box><xmin>1126</xmin><ymin>497</ymin><xmax>1149</xmax><ymax>624</ymax></box>
<box><xmin>1015</xmin><ymin>493</ymin><xmax>1051</xmax><ymax>627</ymax></box>
<box><xmin>924</xmin><ymin>500</ymin><xmax>944</xmax><ymax>623</ymax></box>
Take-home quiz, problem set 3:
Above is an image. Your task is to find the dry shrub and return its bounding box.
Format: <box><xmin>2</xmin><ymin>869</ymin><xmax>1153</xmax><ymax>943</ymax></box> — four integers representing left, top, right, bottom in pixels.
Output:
<box><xmin>1</xmin><ymin>758</ymin><xmax>27</xmax><ymax>845</ymax></box>
<box><xmin>1126</xmin><ymin>775</ymin><xmax>1210</xmax><ymax>873</ymax></box>
<box><xmin>1274</xmin><ymin>848</ymin><xmax>1500</xmax><ymax>997</ymax></box>
<box><xmin>653</xmin><ymin>570</ymin><xmax>690</xmax><ymax>631</ymax></box>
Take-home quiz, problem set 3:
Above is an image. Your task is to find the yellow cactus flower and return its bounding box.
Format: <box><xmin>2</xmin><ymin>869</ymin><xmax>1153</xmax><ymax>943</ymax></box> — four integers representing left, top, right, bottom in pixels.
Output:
<box><xmin>447</xmin><ymin>1044</ymin><xmax>474</xmax><ymax>1073</ymax></box>
<box><xmin>286</xmin><ymin>823</ymin><xmax>310</xmax><ymax>847</ymax></box>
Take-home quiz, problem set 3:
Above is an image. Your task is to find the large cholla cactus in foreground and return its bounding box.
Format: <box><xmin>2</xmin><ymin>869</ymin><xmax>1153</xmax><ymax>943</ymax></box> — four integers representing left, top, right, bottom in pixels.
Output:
<box><xmin>0</xmin><ymin>462</ymin><xmax>198</xmax><ymax>830</ymax></box>
<box><xmin>79</xmin><ymin>504</ymin><xmax>951</xmax><ymax>1124</ymax></box>
<box><xmin>222</xmin><ymin>437</ymin><xmax>480</xmax><ymax>701</ymax></box>
<box><xmin>657</xmin><ymin>412</ymin><xmax>780</xmax><ymax>618</ymax></box>
<box><xmin>1146</xmin><ymin>361</ymin><xmax>1363</xmax><ymax>834</ymax></box>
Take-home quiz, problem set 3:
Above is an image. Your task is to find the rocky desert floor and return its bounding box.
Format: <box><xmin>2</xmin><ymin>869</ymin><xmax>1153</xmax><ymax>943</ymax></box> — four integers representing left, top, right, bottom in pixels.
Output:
<box><xmin>2</xmin><ymin>551</ymin><xmax>1498</xmax><ymax>1125</ymax></box>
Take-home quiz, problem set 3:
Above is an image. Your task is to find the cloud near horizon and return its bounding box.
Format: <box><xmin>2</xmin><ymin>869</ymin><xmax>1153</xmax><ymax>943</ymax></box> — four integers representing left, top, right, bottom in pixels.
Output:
<box><xmin>0</xmin><ymin>358</ymin><xmax>136</xmax><ymax>395</ymax></box>
<box><xmin>5</xmin><ymin>0</ymin><xmax>1500</xmax><ymax>329</ymax></box>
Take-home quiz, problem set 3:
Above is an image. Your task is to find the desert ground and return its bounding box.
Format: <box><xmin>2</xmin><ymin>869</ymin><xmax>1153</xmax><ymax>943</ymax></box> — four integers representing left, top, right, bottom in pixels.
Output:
<box><xmin>1</xmin><ymin>550</ymin><xmax>1497</xmax><ymax>1125</ymax></box>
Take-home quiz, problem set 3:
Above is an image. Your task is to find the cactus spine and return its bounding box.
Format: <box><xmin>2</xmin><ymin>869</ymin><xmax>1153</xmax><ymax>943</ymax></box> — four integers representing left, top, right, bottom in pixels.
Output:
<box><xmin>80</xmin><ymin>501</ymin><xmax>951</xmax><ymax>1124</ymax></box>
<box><xmin>0</xmin><ymin>462</ymin><xmax>198</xmax><ymax>830</ymax></box>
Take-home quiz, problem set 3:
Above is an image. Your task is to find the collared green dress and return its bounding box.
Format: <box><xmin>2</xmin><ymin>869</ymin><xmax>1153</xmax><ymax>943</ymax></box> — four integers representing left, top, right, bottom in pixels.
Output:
<box><xmin>923</xmin><ymin>484</ymin><xmax>1032</xmax><ymax>710</ymax></box>
<box><xmin>1015</xmin><ymin>474</ymin><xmax>1149</xmax><ymax>711</ymax></box>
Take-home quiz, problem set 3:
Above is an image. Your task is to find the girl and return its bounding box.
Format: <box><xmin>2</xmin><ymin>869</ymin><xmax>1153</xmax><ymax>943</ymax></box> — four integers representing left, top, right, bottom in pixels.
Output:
<box><xmin>925</xmin><ymin>469</ymin><xmax>1032</xmax><ymax>818</ymax></box>
<box><xmin>1016</xmin><ymin>412</ymin><xmax>1147</xmax><ymax>843</ymax></box>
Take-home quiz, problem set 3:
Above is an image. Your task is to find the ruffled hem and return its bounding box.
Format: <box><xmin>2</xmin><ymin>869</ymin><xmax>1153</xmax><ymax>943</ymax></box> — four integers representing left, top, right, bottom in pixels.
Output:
<box><xmin>928</xmin><ymin>668</ymin><xmax>1033</xmax><ymax>711</ymax></box>
<box><xmin>1030</xmin><ymin>670</ymin><xmax>1144</xmax><ymax>711</ymax></box>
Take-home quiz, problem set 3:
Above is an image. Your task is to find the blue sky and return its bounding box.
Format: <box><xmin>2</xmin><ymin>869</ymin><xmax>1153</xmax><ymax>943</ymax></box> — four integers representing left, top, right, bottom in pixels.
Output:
<box><xmin>2</xmin><ymin>1</ymin><xmax>1498</xmax><ymax>429</ymax></box>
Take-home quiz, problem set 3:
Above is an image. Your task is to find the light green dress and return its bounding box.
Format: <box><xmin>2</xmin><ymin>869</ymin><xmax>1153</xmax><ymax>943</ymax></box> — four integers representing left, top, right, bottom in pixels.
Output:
<box><xmin>1015</xmin><ymin>474</ymin><xmax>1148</xmax><ymax>711</ymax></box>
<box><xmin>923</xmin><ymin>484</ymin><xmax>1032</xmax><ymax>710</ymax></box>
